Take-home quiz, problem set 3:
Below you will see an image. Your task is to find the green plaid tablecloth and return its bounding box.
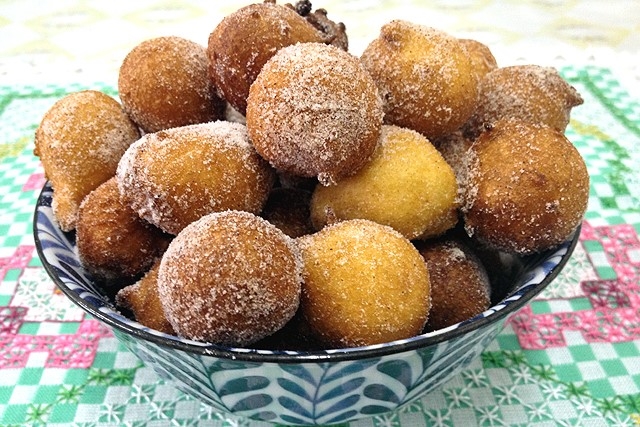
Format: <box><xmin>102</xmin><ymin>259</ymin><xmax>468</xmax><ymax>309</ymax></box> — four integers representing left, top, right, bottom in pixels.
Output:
<box><xmin>1</xmin><ymin>65</ymin><xmax>639</xmax><ymax>426</ymax></box>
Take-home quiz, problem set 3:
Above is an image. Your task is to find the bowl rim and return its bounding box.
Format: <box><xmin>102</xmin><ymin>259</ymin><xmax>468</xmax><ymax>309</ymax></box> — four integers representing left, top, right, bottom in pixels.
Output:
<box><xmin>33</xmin><ymin>181</ymin><xmax>581</xmax><ymax>363</ymax></box>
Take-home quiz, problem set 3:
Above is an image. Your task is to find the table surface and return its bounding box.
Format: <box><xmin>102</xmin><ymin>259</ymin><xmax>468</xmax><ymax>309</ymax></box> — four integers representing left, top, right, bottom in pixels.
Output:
<box><xmin>1</xmin><ymin>1</ymin><xmax>639</xmax><ymax>426</ymax></box>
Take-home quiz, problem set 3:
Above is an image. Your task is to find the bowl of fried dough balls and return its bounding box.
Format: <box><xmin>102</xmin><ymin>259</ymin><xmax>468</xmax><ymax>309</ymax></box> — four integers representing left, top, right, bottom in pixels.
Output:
<box><xmin>33</xmin><ymin>1</ymin><xmax>587</xmax><ymax>425</ymax></box>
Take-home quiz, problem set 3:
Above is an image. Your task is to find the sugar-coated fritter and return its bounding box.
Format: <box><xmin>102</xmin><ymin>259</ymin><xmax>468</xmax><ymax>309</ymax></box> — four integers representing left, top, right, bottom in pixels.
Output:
<box><xmin>34</xmin><ymin>90</ymin><xmax>140</xmax><ymax>231</ymax></box>
<box><xmin>360</xmin><ymin>20</ymin><xmax>479</xmax><ymax>140</ymax></box>
<box><xmin>462</xmin><ymin>119</ymin><xmax>589</xmax><ymax>254</ymax></box>
<box><xmin>298</xmin><ymin>219</ymin><xmax>431</xmax><ymax>348</ymax></box>
<box><xmin>416</xmin><ymin>237</ymin><xmax>491</xmax><ymax>331</ymax></box>
<box><xmin>118</xmin><ymin>36</ymin><xmax>224</xmax><ymax>133</ymax></box>
<box><xmin>311</xmin><ymin>125</ymin><xmax>459</xmax><ymax>240</ymax></box>
<box><xmin>157</xmin><ymin>211</ymin><xmax>303</xmax><ymax>346</ymax></box>
<box><xmin>463</xmin><ymin>65</ymin><xmax>583</xmax><ymax>140</ymax></box>
<box><xmin>116</xmin><ymin>260</ymin><xmax>175</xmax><ymax>335</ymax></box>
<box><xmin>246</xmin><ymin>42</ymin><xmax>383</xmax><ymax>185</ymax></box>
<box><xmin>116</xmin><ymin>121</ymin><xmax>275</xmax><ymax>235</ymax></box>
<box><xmin>76</xmin><ymin>177</ymin><xmax>171</xmax><ymax>285</ymax></box>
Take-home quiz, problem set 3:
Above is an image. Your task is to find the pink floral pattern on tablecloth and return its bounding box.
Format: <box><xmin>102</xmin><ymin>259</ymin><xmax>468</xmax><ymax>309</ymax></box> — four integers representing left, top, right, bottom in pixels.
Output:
<box><xmin>511</xmin><ymin>221</ymin><xmax>640</xmax><ymax>350</ymax></box>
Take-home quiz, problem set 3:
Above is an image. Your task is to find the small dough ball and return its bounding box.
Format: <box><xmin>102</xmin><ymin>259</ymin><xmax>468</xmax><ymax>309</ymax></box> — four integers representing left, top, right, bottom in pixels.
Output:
<box><xmin>299</xmin><ymin>219</ymin><xmax>431</xmax><ymax>348</ymax></box>
<box><xmin>118</xmin><ymin>36</ymin><xmax>224</xmax><ymax>133</ymax></box>
<box><xmin>117</xmin><ymin>121</ymin><xmax>275</xmax><ymax>235</ymax></box>
<box><xmin>416</xmin><ymin>238</ymin><xmax>491</xmax><ymax>331</ymax></box>
<box><xmin>360</xmin><ymin>20</ymin><xmax>479</xmax><ymax>140</ymax></box>
<box><xmin>261</xmin><ymin>187</ymin><xmax>314</xmax><ymax>238</ymax></box>
<box><xmin>207</xmin><ymin>1</ymin><xmax>326</xmax><ymax>115</ymax></box>
<box><xmin>311</xmin><ymin>125</ymin><xmax>459</xmax><ymax>240</ymax></box>
<box><xmin>34</xmin><ymin>90</ymin><xmax>141</xmax><ymax>231</ymax></box>
<box><xmin>246</xmin><ymin>42</ymin><xmax>383</xmax><ymax>185</ymax></box>
<box><xmin>116</xmin><ymin>260</ymin><xmax>175</xmax><ymax>334</ymax></box>
<box><xmin>458</xmin><ymin>38</ymin><xmax>498</xmax><ymax>81</ymax></box>
<box><xmin>462</xmin><ymin>119</ymin><xmax>589</xmax><ymax>254</ymax></box>
<box><xmin>157</xmin><ymin>211</ymin><xmax>303</xmax><ymax>346</ymax></box>
<box><xmin>463</xmin><ymin>65</ymin><xmax>583</xmax><ymax>139</ymax></box>
<box><xmin>76</xmin><ymin>177</ymin><xmax>171</xmax><ymax>284</ymax></box>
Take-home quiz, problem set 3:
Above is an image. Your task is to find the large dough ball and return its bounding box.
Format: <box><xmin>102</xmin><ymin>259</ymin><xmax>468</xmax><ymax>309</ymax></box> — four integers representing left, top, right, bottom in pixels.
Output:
<box><xmin>116</xmin><ymin>121</ymin><xmax>275</xmax><ymax>235</ymax></box>
<box><xmin>463</xmin><ymin>65</ymin><xmax>583</xmax><ymax>139</ymax></box>
<box><xmin>118</xmin><ymin>36</ymin><xmax>224</xmax><ymax>133</ymax></box>
<box><xmin>34</xmin><ymin>90</ymin><xmax>140</xmax><ymax>231</ymax></box>
<box><xmin>311</xmin><ymin>125</ymin><xmax>459</xmax><ymax>240</ymax></box>
<box><xmin>157</xmin><ymin>211</ymin><xmax>302</xmax><ymax>346</ymax></box>
<box><xmin>462</xmin><ymin>119</ymin><xmax>589</xmax><ymax>254</ymax></box>
<box><xmin>246</xmin><ymin>42</ymin><xmax>383</xmax><ymax>185</ymax></box>
<box><xmin>298</xmin><ymin>219</ymin><xmax>431</xmax><ymax>348</ymax></box>
<box><xmin>360</xmin><ymin>20</ymin><xmax>479</xmax><ymax>140</ymax></box>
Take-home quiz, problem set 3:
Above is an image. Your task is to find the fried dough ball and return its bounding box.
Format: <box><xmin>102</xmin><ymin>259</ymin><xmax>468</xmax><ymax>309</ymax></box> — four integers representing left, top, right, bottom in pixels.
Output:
<box><xmin>458</xmin><ymin>38</ymin><xmax>498</xmax><ymax>81</ymax></box>
<box><xmin>416</xmin><ymin>238</ymin><xmax>491</xmax><ymax>331</ymax></box>
<box><xmin>298</xmin><ymin>219</ymin><xmax>431</xmax><ymax>348</ymax></box>
<box><xmin>462</xmin><ymin>119</ymin><xmax>589</xmax><ymax>254</ymax></box>
<box><xmin>463</xmin><ymin>65</ymin><xmax>583</xmax><ymax>140</ymax></box>
<box><xmin>34</xmin><ymin>90</ymin><xmax>141</xmax><ymax>232</ymax></box>
<box><xmin>116</xmin><ymin>121</ymin><xmax>275</xmax><ymax>235</ymax></box>
<box><xmin>261</xmin><ymin>187</ymin><xmax>314</xmax><ymax>238</ymax></box>
<box><xmin>76</xmin><ymin>178</ymin><xmax>171</xmax><ymax>284</ymax></box>
<box><xmin>311</xmin><ymin>125</ymin><xmax>459</xmax><ymax>240</ymax></box>
<box><xmin>360</xmin><ymin>20</ymin><xmax>479</xmax><ymax>140</ymax></box>
<box><xmin>116</xmin><ymin>260</ymin><xmax>175</xmax><ymax>334</ymax></box>
<box><xmin>118</xmin><ymin>36</ymin><xmax>224</xmax><ymax>133</ymax></box>
<box><xmin>207</xmin><ymin>1</ymin><xmax>346</xmax><ymax>115</ymax></box>
<box><xmin>246</xmin><ymin>42</ymin><xmax>383</xmax><ymax>185</ymax></box>
<box><xmin>157</xmin><ymin>210</ymin><xmax>303</xmax><ymax>346</ymax></box>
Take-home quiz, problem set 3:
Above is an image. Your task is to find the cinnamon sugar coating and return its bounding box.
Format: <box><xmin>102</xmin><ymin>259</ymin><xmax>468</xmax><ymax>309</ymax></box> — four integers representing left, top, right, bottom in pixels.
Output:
<box><xmin>34</xmin><ymin>90</ymin><xmax>140</xmax><ymax>231</ymax></box>
<box><xmin>157</xmin><ymin>211</ymin><xmax>303</xmax><ymax>346</ymax></box>
<box><xmin>246</xmin><ymin>42</ymin><xmax>383</xmax><ymax>185</ymax></box>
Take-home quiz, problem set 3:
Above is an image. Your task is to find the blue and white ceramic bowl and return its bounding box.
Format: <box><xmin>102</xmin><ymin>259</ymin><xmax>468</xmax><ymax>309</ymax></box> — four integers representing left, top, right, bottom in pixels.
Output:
<box><xmin>34</xmin><ymin>181</ymin><xmax>579</xmax><ymax>425</ymax></box>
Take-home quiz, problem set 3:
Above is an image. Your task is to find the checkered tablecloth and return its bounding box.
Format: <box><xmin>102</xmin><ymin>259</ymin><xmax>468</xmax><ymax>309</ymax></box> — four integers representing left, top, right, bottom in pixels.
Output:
<box><xmin>1</xmin><ymin>65</ymin><xmax>639</xmax><ymax>426</ymax></box>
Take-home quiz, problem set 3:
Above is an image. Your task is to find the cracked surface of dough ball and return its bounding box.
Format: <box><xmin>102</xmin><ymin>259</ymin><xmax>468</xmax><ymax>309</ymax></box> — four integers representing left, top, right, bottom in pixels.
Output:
<box><xmin>299</xmin><ymin>219</ymin><xmax>431</xmax><ymax>348</ymax></box>
<box><xmin>34</xmin><ymin>90</ymin><xmax>141</xmax><ymax>231</ymax></box>
<box><xmin>207</xmin><ymin>2</ymin><xmax>326</xmax><ymax>116</ymax></box>
<box><xmin>360</xmin><ymin>20</ymin><xmax>479</xmax><ymax>140</ymax></box>
<box><xmin>246</xmin><ymin>42</ymin><xmax>383</xmax><ymax>185</ymax></box>
<box><xmin>157</xmin><ymin>211</ymin><xmax>303</xmax><ymax>346</ymax></box>
<box><xmin>462</xmin><ymin>119</ymin><xmax>589</xmax><ymax>254</ymax></box>
<box><xmin>76</xmin><ymin>178</ymin><xmax>171</xmax><ymax>284</ymax></box>
<box><xmin>311</xmin><ymin>125</ymin><xmax>459</xmax><ymax>240</ymax></box>
<box><xmin>118</xmin><ymin>36</ymin><xmax>224</xmax><ymax>133</ymax></box>
<box><xmin>117</xmin><ymin>121</ymin><xmax>275</xmax><ymax>235</ymax></box>
<box><xmin>463</xmin><ymin>65</ymin><xmax>583</xmax><ymax>140</ymax></box>
<box><xmin>417</xmin><ymin>237</ymin><xmax>491</xmax><ymax>331</ymax></box>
